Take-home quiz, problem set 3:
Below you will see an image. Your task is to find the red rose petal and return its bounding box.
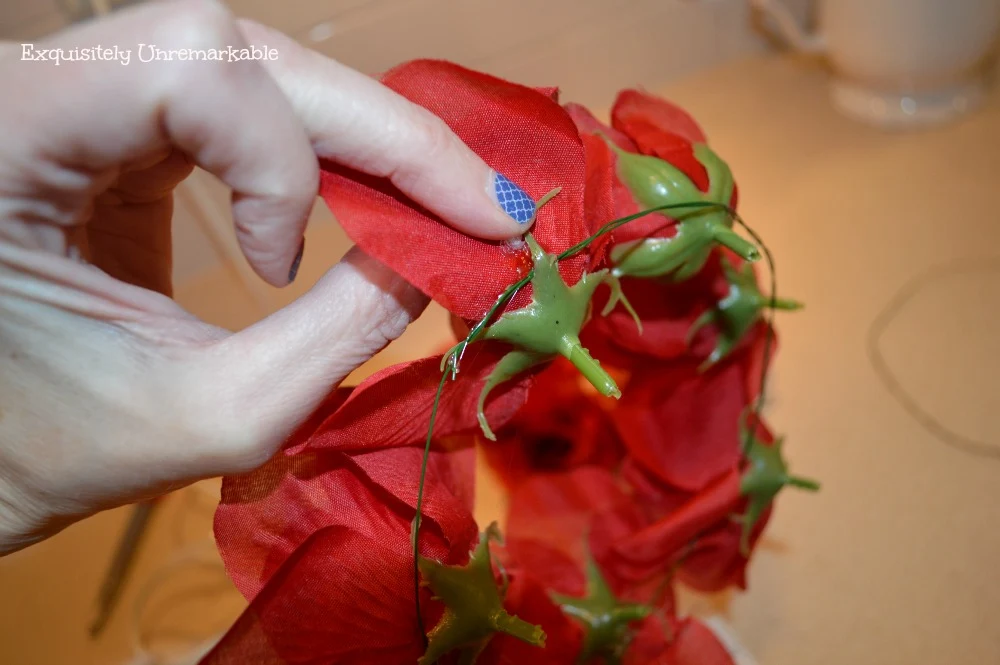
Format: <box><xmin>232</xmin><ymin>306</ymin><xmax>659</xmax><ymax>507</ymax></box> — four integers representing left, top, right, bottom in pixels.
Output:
<box><xmin>676</xmin><ymin>506</ymin><xmax>772</xmax><ymax>593</ymax></box>
<box><xmin>320</xmin><ymin>60</ymin><xmax>591</xmax><ymax>320</ymax></box>
<box><xmin>201</xmin><ymin>527</ymin><xmax>431</xmax><ymax>665</ymax></box>
<box><xmin>506</xmin><ymin>466</ymin><xmax>647</xmax><ymax>597</ymax></box>
<box><xmin>215</xmin><ymin>446</ymin><xmax>477</xmax><ymax>600</ymax></box>
<box><xmin>611</xmin><ymin>468</ymin><xmax>742</xmax><ymax>582</ymax></box>
<box><xmin>611</xmin><ymin>90</ymin><xmax>707</xmax><ymax>144</ymax></box>
<box><xmin>611</xmin><ymin>89</ymin><xmax>711</xmax><ymax>195</ymax></box>
<box><xmin>611</xmin><ymin>354</ymin><xmax>752</xmax><ymax>492</ymax></box>
<box><xmin>302</xmin><ymin>348</ymin><xmax>531</xmax><ymax>454</ymax></box>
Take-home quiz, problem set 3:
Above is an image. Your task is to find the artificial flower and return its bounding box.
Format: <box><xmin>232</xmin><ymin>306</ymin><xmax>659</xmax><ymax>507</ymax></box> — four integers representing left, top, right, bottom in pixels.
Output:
<box><xmin>610</xmin><ymin>326</ymin><xmax>768</xmax><ymax>493</ymax></box>
<box><xmin>209</xmin><ymin>443</ymin><xmax>561</xmax><ymax>664</ymax></box>
<box><xmin>320</xmin><ymin>59</ymin><xmax>612</xmax><ymax>322</ymax></box>
<box><xmin>480</xmin><ymin>357</ymin><xmax>625</xmax><ymax>489</ymax></box>
<box><xmin>320</xmin><ymin>60</ymin><xmax>634</xmax><ymax>438</ymax></box>
<box><xmin>609</xmin><ymin>417</ymin><xmax>817</xmax><ymax>586</ymax></box>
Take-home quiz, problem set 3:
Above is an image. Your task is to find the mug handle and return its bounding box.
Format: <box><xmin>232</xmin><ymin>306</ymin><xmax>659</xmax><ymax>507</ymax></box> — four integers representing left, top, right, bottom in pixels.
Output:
<box><xmin>750</xmin><ymin>0</ymin><xmax>825</xmax><ymax>53</ymax></box>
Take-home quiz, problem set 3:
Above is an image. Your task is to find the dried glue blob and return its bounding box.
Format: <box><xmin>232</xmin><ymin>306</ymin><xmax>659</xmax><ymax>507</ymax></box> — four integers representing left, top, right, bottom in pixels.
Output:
<box><xmin>418</xmin><ymin>523</ymin><xmax>545</xmax><ymax>664</ymax></box>
<box><xmin>608</xmin><ymin>141</ymin><xmax>759</xmax><ymax>280</ymax></box>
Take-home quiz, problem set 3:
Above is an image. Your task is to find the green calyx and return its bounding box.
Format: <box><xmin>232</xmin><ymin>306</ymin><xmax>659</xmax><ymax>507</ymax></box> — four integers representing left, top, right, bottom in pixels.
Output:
<box><xmin>688</xmin><ymin>260</ymin><xmax>803</xmax><ymax>369</ymax></box>
<box><xmin>418</xmin><ymin>523</ymin><xmax>545</xmax><ymax>664</ymax></box>
<box><xmin>551</xmin><ymin>553</ymin><xmax>652</xmax><ymax>665</ymax></box>
<box><xmin>461</xmin><ymin>234</ymin><xmax>624</xmax><ymax>440</ymax></box>
<box><xmin>607</xmin><ymin>140</ymin><xmax>758</xmax><ymax>280</ymax></box>
<box><xmin>737</xmin><ymin>430</ymin><xmax>820</xmax><ymax>553</ymax></box>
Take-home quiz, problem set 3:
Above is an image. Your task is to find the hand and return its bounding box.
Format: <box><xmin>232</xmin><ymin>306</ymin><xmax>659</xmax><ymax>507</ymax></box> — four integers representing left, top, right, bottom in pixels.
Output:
<box><xmin>0</xmin><ymin>0</ymin><xmax>528</xmax><ymax>554</ymax></box>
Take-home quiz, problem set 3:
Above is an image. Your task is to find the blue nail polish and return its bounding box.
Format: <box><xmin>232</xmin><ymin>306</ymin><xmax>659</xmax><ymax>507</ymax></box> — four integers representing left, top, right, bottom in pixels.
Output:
<box><xmin>494</xmin><ymin>173</ymin><xmax>536</xmax><ymax>224</ymax></box>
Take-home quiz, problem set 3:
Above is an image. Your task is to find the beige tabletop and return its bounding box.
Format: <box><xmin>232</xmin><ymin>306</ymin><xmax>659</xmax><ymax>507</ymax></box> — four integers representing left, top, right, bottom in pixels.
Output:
<box><xmin>2</xmin><ymin>53</ymin><xmax>1000</xmax><ymax>665</ymax></box>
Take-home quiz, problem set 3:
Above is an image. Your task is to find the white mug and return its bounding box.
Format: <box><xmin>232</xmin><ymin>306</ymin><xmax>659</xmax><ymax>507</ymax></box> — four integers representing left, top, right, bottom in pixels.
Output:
<box><xmin>752</xmin><ymin>0</ymin><xmax>1000</xmax><ymax>128</ymax></box>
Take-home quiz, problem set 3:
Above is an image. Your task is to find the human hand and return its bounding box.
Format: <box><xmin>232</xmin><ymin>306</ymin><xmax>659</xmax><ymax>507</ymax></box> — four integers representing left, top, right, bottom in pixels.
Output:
<box><xmin>0</xmin><ymin>0</ymin><xmax>534</xmax><ymax>554</ymax></box>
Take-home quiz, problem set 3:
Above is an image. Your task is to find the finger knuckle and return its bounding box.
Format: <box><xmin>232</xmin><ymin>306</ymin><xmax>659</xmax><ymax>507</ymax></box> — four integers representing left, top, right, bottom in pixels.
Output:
<box><xmin>413</xmin><ymin>111</ymin><xmax>459</xmax><ymax>165</ymax></box>
<box><xmin>357</xmin><ymin>294</ymin><xmax>412</xmax><ymax>351</ymax></box>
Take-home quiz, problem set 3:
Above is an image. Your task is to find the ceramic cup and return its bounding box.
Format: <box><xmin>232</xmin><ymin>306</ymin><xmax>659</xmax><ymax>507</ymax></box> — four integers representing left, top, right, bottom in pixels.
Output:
<box><xmin>752</xmin><ymin>0</ymin><xmax>1000</xmax><ymax>128</ymax></box>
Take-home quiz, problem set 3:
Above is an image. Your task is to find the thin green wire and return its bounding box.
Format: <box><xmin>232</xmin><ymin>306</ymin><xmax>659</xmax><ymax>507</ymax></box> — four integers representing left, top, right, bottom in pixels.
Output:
<box><xmin>411</xmin><ymin>364</ymin><xmax>451</xmax><ymax>646</ymax></box>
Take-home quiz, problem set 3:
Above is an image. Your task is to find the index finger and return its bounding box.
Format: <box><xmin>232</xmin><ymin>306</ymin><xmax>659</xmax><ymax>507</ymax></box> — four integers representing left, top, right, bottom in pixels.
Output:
<box><xmin>238</xmin><ymin>20</ymin><xmax>536</xmax><ymax>240</ymax></box>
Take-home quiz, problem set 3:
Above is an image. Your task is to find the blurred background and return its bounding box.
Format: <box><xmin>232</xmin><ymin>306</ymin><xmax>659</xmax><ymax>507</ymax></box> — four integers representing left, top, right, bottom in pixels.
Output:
<box><xmin>2</xmin><ymin>1</ymin><xmax>999</xmax><ymax>664</ymax></box>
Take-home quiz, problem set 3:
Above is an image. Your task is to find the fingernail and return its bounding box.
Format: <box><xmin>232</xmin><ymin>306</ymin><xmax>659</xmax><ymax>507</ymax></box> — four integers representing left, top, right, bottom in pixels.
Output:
<box><xmin>492</xmin><ymin>172</ymin><xmax>536</xmax><ymax>225</ymax></box>
<box><xmin>288</xmin><ymin>239</ymin><xmax>304</xmax><ymax>283</ymax></box>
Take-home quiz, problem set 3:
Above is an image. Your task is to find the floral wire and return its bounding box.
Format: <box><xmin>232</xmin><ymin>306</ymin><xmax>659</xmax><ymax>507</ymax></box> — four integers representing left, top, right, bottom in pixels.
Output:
<box><xmin>557</xmin><ymin>201</ymin><xmax>729</xmax><ymax>261</ymax></box>
<box><xmin>449</xmin><ymin>277</ymin><xmax>531</xmax><ymax>374</ymax></box>
<box><xmin>410</xmin><ymin>200</ymin><xmax>777</xmax><ymax>643</ymax></box>
<box><xmin>411</xmin><ymin>364</ymin><xmax>452</xmax><ymax>647</ymax></box>
<box><xmin>730</xmin><ymin>213</ymin><xmax>778</xmax><ymax>457</ymax></box>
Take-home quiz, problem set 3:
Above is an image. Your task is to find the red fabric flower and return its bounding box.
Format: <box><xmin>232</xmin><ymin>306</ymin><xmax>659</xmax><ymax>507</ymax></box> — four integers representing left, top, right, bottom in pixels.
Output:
<box><xmin>609</xmin><ymin>325</ymin><xmax>767</xmax><ymax>493</ymax></box>
<box><xmin>502</xmin><ymin>465</ymin><xmax>745</xmax><ymax>664</ymax></box>
<box><xmin>319</xmin><ymin>60</ymin><xmax>614</xmax><ymax>322</ymax></box>
<box><xmin>567</xmin><ymin>95</ymin><xmax>753</xmax><ymax>362</ymax></box>
<box><xmin>209</xmin><ymin>440</ymin><xmax>584</xmax><ymax>664</ymax></box>
<box><xmin>608</xmin><ymin>466</ymin><xmax>744</xmax><ymax>585</ymax></box>
<box><xmin>565</xmin><ymin>92</ymin><xmax>722</xmax><ymax>247</ymax></box>
<box><xmin>587</xmin><ymin>257</ymin><xmax>729</xmax><ymax>361</ymax></box>
<box><xmin>480</xmin><ymin>358</ymin><xmax>625</xmax><ymax>489</ymax></box>
<box><xmin>504</xmin><ymin>466</ymin><xmax>647</xmax><ymax>598</ymax></box>
<box><xmin>504</xmin><ymin>468</ymin><xmax>681</xmax><ymax>660</ymax></box>
<box><xmin>674</xmin><ymin>512</ymin><xmax>770</xmax><ymax>593</ymax></box>
<box><xmin>608</xmin><ymin>417</ymin><xmax>780</xmax><ymax>588</ymax></box>
<box><xmin>610</xmin><ymin>89</ymin><xmax>710</xmax><ymax>195</ymax></box>
<box><xmin>207</xmin><ymin>348</ymin><xmax>530</xmax><ymax>619</ymax></box>
<box><xmin>215</xmin><ymin>444</ymin><xmax>479</xmax><ymax>596</ymax></box>
<box><xmin>207</xmin><ymin>445</ymin><xmax>477</xmax><ymax>664</ymax></box>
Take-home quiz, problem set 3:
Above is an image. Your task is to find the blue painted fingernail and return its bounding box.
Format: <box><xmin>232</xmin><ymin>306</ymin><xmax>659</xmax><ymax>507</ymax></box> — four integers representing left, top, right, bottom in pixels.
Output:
<box><xmin>493</xmin><ymin>172</ymin><xmax>536</xmax><ymax>224</ymax></box>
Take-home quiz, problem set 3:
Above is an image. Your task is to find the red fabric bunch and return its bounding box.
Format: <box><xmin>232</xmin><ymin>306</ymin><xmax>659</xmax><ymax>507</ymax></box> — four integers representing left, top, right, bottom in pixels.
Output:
<box><xmin>204</xmin><ymin>60</ymin><xmax>810</xmax><ymax>665</ymax></box>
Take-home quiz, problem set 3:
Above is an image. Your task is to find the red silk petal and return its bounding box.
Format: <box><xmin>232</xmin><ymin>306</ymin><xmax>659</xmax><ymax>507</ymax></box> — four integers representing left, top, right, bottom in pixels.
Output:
<box><xmin>611</xmin><ymin>338</ymin><xmax>764</xmax><ymax>491</ymax></box>
<box><xmin>611</xmin><ymin>468</ymin><xmax>742</xmax><ymax>582</ymax></box>
<box><xmin>481</xmin><ymin>358</ymin><xmax>625</xmax><ymax>489</ymax></box>
<box><xmin>505</xmin><ymin>466</ymin><xmax>646</xmax><ymax>597</ymax></box>
<box><xmin>580</xmin><ymin>132</ymin><xmax>617</xmax><ymax>267</ymax></box>
<box><xmin>301</xmin><ymin>348</ymin><xmax>529</xmax><ymax>454</ymax></box>
<box><xmin>622</xmin><ymin>614</ymin><xmax>675</xmax><ymax>665</ymax></box>
<box><xmin>589</xmin><ymin>257</ymin><xmax>727</xmax><ymax>361</ymax></box>
<box><xmin>480</xmin><ymin>570</ymin><xmax>582</xmax><ymax>665</ymax></box>
<box><xmin>611</xmin><ymin>89</ymin><xmax>710</xmax><ymax>194</ymax></box>
<box><xmin>201</xmin><ymin>527</ymin><xmax>431</xmax><ymax>665</ymax></box>
<box><xmin>215</xmin><ymin>446</ymin><xmax>477</xmax><ymax>600</ymax></box>
<box><xmin>320</xmin><ymin>60</ymin><xmax>590</xmax><ymax>320</ymax></box>
<box><xmin>611</xmin><ymin>90</ymin><xmax>707</xmax><ymax>145</ymax></box>
<box><xmin>677</xmin><ymin>506</ymin><xmax>771</xmax><ymax>593</ymax></box>
<box><xmin>662</xmin><ymin>618</ymin><xmax>738</xmax><ymax>665</ymax></box>
<box><xmin>565</xmin><ymin>102</ymin><xmax>674</xmax><ymax>245</ymax></box>
<box><xmin>611</xmin><ymin>368</ymin><xmax>739</xmax><ymax>493</ymax></box>
<box><xmin>563</xmin><ymin>103</ymin><xmax>636</xmax><ymax>152</ymax></box>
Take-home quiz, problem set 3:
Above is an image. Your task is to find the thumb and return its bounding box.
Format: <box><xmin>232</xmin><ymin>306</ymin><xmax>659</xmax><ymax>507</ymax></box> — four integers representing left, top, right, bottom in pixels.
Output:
<box><xmin>184</xmin><ymin>248</ymin><xmax>428</xmax><ymax>473</ymax></box>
